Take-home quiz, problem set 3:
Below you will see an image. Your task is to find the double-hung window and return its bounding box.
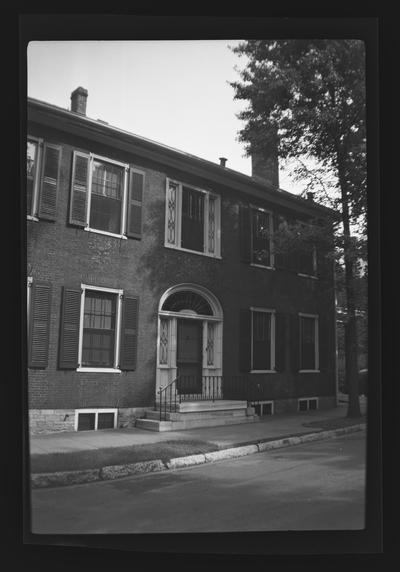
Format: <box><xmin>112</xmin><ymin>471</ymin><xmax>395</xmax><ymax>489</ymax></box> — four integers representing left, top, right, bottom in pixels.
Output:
<box><xmin>27</xmin><ymin>138</ymin><xmax>41</xmax><ymax>218</ymax></box>
<box><xmin>78</xmin><ymin>286</ymin><xmax>122</xmax><ymax>371</ymax></box>
<box><xmin>251</xmin><ymin>207</ymin><xmax>273</xmax><ymax>267</ymax></box>
<box><xmin>59</xmin><ymin>284</ymin><xmax>139</xmax><ymax>372</ymax></box>
<box><xmin>27</xmin><ymin>136</ymin><xmax>61</xmax><ymax>221</ymax></box>
<box><xmin>251</xmin><ymin>308</ymin><xmax>275</xmax><ymax>372</ymax></box>
<box><xmin>70</xmin><ymin>151</ymin><xmax>144</xmax><ymax>240</ymax></box>
<box><xmin>299</xmin><ymin>314</ymin><xmax>319</xmax><ymax>371</ymax></box>
<box><xmin>165</xmin><ymin>178</ymin><xmax>221</xmax><ymax>257</ymax></box>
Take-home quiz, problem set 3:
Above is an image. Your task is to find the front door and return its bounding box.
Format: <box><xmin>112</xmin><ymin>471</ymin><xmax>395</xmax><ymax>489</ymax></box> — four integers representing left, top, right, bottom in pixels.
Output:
<box><xmin>177</xmin><ymin>319</ymin><xmax>203</xmax><ymax>395</ymax></box>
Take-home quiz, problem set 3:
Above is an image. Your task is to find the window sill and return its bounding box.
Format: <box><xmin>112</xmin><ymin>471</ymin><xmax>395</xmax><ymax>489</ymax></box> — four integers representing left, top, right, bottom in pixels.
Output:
<box><xmin>298</xmin><ymin>369</ymin><xmax>320</xmax><ymax>373</ymax></box>
<box><xmin>297</xmin><ymin>273</ymin><xmax>318</xmax><ymax>280</ymax></box>
<box><xmin>164</xmin><ymin>243</ymin><xmax>221</xmax><ymax>259</ymax></box>
<box><xmin>84</xmin><ymin>227</ymin><xmax>128</xmax><ymax>240</ymax></box>
<box><xmin>77</xmin><ymin>367</ymin><xmax>121</xmax><ymax>373</ymax></box>
<box><xmin>27</xmin><ymin>215</ymin><xmax>39</xmax><ymax>222</ymax></box>
<box><xmin>250</xmin><ymin>263</ymin><xmax>275</xmax><ymax>271</ymax></box>
<box><xmin>250</xmin><ymin>370</ymin><xmax>276</xmax><ymax>374</ymax></box>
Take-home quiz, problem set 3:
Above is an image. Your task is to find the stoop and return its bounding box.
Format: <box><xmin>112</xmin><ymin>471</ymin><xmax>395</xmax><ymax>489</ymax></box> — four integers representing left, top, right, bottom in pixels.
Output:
<box><xmin>135</xmin><ymin>400</ymin><xmax>260</xmax><ymax>432</ymax></box>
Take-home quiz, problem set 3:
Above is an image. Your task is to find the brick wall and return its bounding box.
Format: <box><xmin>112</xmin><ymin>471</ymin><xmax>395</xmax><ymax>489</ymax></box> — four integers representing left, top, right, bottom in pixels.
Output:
<box><xmin>27</xmin><ymin>121</ymin><xmax>337</xmax><ymax>430</ymax></box>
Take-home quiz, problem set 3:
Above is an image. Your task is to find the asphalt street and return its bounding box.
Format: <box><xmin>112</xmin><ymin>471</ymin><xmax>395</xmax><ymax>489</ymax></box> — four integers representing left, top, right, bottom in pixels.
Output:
<box><xmin>30</xmin><ymin>432</ymin><xmax>366</xmax><ymax>534</ymax></box>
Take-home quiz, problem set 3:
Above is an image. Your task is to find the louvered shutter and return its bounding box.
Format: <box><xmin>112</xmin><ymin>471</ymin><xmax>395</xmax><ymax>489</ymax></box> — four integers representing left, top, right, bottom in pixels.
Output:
<box><xmin>290</xmin><ymin>314</ymin><xmax>300</xmax><ymax>372</ymax></box>
<box><xmin>317</xmin><ymin>314</ymin><xmax>330</xmax><ymax>373</ymax></box>
<box><xmin>120</xmin><ymin>296</ymin><xmax>139</xmax><ymax>370</ymax></box>
<box><xmin>69</xmin><ymin>152</ymin><xmax>89</xmax><ymax>227</ymax></box>
<box><xmin>239</xmin><ymin>205</ymin><xmax>251</xmax><ymax>263</ymax></box>
<box><xmin>239</xmin><ymin>308</ymin><xmax>252</xmax><ymax>372</ymax></box>
<box><xmin>273</xmin><ymin>214</ymin><xmax>288</xmax><ymax>270</ymax></box>
<box><xmin>58</xmin><ymin>286</ymin><xmax>81</xmax><ymax>369</ymax></box>
<box><xmin>38</xmin><ymin>144</ymin><xmax>61</xmax><ymax>221</ymax></box>
<box><xmin>274</xmin><ymin>312</ymin><xmax>286</xmax><ymax>372</ymax></box>
<box><xmin>28</xmin><ymin>282</ymin><xmax>52</xmax><ymax>368</ymax></box>
<box><xmin>126</xmin><ymin>168</ymin><xmax>144</xmax><ymax>239</ymax></box>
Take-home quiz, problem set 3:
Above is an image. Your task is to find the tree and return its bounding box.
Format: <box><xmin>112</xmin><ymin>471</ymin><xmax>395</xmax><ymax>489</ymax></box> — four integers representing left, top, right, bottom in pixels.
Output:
<box><xmin>230</xmin><ymin>40</ymin><xmax>367</xmax><ymax>417</ymax></box>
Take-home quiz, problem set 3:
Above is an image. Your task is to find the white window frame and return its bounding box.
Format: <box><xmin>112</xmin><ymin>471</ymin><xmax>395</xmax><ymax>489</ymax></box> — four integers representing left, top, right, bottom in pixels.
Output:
<box><xmin>297</xmin><ymin>397</ymin><xmax>319</xmax><ymax>412</ymax></box>
<box><xmin>26</xmin><ymin>135</ymin><xmax>43</xmax><ymax>221</ymax></box>
<box><xmin>77</xmin><ymin>284</ymin><xmax>123</xmax><ymax>373</ymax></box>
<box><xmin>250</xmin><ymin>205</ymin><xmax>274</xmax><ymax>270</ymax></box>
<box><xmin>74</xmin><ymin>408</ymin><xmax>118</xmax><ymax>431</ymax></box>
<box><xmin>298</xmin><ymin>313</ymin><xmax>320</xmax><ymax>373</ymax></box>
<box><xmin>164</xmin><ymin>178</ymin><xmax>221</xmax><ymax>259</ymax></box>
<box><xmin>250</xmin><ymin>307</ymin><xmax>276</xmax><ymax>373</ymax></box>
<box><xmin>85</xmin><ymin>153</ymin><xmax>129</xmax><ymax>240</ymax></box>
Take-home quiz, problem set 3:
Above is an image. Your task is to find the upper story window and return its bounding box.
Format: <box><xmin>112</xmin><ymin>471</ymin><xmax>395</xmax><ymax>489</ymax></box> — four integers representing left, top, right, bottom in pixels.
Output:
<box><xmin>165</xmin><ymin>178</ymin><xmax>221</xmax><ymax>258</ymax></box>
<box><xmin>69</xmin><ymin>151</ymin><xmax>144</xmax><ymax>240</ymax></box>
<box><xmin>239</xmin><ymin>204</ymin><xmax>273</xmax><ymax>268</ymax></box>
<box><xmin>251</xmin><ymin>207</ymin><xmax>273</xmax><ymax>267</ymax></box>
<box><xmin>27</xmin><ymin>136</ymin><xmax>61</xmax><ymax>221</ymax></box>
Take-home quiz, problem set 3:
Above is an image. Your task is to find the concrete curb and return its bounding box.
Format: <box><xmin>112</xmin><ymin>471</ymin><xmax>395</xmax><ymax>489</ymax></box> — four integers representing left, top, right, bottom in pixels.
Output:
<box><xmin>31</xmin><ymin>423</ymin><xmax>366</xmax><ymax>489</ymax></box>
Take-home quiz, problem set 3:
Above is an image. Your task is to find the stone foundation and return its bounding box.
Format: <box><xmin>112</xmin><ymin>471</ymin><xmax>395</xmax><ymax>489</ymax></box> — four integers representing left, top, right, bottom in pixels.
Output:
<box><xmin>29</xmin><ymin>407</ymin><xmax>150</xmax><ymax>435</ymax></box>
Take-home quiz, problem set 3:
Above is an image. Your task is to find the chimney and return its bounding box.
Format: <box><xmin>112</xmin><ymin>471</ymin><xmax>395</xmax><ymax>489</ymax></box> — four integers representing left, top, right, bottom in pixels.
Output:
<box><xmin>70</xmin><ymin>87</ymin><xmax>88</xmax><ymax>115</ymax></box>
<box><xmin>219</xmin><ymin>157</ymin><xmax>227</xmax><ymax>167</ymax></box>
<box><xmin>250</xmin><ymin>128</ymin><xmax>279</xmax><ymax>188</ymax></box>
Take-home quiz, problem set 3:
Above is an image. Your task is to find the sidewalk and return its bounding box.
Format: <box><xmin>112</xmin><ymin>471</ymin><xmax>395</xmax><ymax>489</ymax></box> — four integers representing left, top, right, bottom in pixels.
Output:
<box><xmin>29</xmin><ymin>396</ymin><xmax>367</xmax><ymax>488</ymax></box>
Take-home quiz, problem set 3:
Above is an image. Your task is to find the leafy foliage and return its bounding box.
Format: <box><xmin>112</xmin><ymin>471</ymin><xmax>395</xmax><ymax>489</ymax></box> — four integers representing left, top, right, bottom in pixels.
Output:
<box><xmin>230</xmin><ymin>40</ymin><xmax>367</xmax><ymax>417</ymax></box>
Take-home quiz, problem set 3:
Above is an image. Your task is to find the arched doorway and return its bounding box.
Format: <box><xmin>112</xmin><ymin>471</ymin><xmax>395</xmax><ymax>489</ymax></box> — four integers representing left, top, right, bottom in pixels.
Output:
<box><xmin>156</xmin><ymin>284</ymin><xmax>223</xmax><ymax>396</ymax></box>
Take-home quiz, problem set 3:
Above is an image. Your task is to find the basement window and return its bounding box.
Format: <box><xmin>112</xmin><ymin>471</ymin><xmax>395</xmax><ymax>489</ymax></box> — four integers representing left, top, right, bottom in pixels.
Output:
<box><xmin>253</xmin><ymin>401</ymin><xmax>274</xmax><ymax>416</ymax></box>
<box><xmin>298</xmin><ymin>397</ymin><xmax>319</xmax><ymax>412</ymax></box>
<box><xmin>75</xmin><ymin>408</ymin><xmax>118</xmax><ymax>431</ymax></box>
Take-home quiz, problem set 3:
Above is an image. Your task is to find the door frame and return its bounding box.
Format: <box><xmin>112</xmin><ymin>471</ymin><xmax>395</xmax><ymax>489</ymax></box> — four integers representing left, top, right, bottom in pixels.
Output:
<box><xmin>156</xmin><ymin>284</ymin><xmax>223</xmax><ymax>395</ymax></box>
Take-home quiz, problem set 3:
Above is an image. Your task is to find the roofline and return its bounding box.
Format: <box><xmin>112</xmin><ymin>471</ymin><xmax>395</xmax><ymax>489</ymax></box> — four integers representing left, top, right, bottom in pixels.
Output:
<box><xmin>26</xmin><ymin>96</ymin><xmax>338</xmax><ymax>219</ymax></box>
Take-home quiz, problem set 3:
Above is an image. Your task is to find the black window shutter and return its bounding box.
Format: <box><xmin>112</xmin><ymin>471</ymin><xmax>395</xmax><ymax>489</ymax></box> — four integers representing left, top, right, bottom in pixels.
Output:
<box><xmin>318</xmin><ymin>314</ymin><xmax>329</xmax><ymax>373</ymax></box>
<box><xmin>120</xmin><ymin>296</ymin><xmax>139</xmax><ymax>370</ymax></box>
<box><xmin>290</xmin><ymin>314</ymin><xmax>300</xmax><ymax>372</ymax></box>
<box><xmin>126</xmin><ymin>168</ymin><xmax>144</xmax><ymax>239</ymax></box>
<box><xmin>58</xmin><ymin>286</ymin><xmax>81</xmax><ymax>369</ymax></box>
<box><xmin>69</xmin><ymin>152</ymin><xmax>89</xmax><ymax>227</ymax></box>
<box><xmin>38</xmin><ymin>144</ymin><xmax>61</xmax><ymax>221</ymax></box>
<box><xmin>274</xmin><ymin>312</ymin><xmax>286</xmax><ymax>372</ymax></box>
<box><xmin>239</xmin><ymin>308</ymin><xmax>252</xmax><ymax>372</ymax></box>
<box><xmin>28</xmin><ymin>281</ymin><xmax>52</xmax><ymax>368</ymax></box>
<box><xmin>273</xmin><ymin>214</ymin><xmax>288</xmax><ymax>270</ymax></box>
<box><xmin>239</xmin><ymin>205</ymin><xmax>252</xmax><ymax>263</ymax></box>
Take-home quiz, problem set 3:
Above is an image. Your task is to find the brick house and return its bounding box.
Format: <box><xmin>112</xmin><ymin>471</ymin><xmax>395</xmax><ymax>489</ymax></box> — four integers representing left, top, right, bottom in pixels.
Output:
<box><xmin>27</xmin><ymin>87</ymin><xmax>338</xmax><ymax>434</ymax></box>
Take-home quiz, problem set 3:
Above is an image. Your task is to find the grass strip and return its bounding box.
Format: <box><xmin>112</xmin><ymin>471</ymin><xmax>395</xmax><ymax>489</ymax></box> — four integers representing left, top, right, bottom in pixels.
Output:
<box><xmin>30</xmin><ymin>439</ymin><xmax>217</xmax><ymax>474</ymax></box>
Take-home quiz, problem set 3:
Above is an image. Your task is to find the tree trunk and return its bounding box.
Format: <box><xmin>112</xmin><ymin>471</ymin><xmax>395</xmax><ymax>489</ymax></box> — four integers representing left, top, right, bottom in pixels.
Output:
<box><xmin>338</xmin><ymin>159</ymin><xmax>361</xmax><ymax>418</ymax></box>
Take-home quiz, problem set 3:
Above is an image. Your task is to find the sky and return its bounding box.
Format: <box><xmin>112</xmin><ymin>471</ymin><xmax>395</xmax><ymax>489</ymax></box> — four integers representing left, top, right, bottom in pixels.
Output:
<box><xmin>27</xmin><ymin>40</ymin><xmax>301</xmax><ymax>193</ymax></box>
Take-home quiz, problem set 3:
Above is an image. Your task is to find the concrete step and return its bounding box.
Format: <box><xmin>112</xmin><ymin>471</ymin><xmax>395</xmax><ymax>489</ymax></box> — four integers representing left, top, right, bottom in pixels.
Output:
<box><xmin>146</xmin><ymin>408</ymin><xmax>249</xmax><ymax>422</ymax></box>
<box><xmin>135</xmin><ymin>413</ymin><xmax>260</xmax><ymax>432</ymax></box>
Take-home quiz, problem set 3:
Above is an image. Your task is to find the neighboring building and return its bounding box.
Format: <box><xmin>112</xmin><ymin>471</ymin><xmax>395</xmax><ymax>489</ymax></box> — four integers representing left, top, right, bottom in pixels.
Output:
<box><xmin>27</xmin><ymin>87</ymin><xmax>338</xmax><ymax>434</ymax></box>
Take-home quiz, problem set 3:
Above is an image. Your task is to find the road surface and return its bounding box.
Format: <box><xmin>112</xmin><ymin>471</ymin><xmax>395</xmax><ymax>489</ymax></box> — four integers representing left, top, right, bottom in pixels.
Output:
<box><xmin>30</xmin><ymin>432</ymin><xmax>366</xmax><ymax>534</ymax></box>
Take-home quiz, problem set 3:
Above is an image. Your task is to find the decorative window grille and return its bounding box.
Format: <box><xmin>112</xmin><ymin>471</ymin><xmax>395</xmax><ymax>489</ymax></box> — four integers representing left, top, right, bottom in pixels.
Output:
<box><xmin>162</xmin><ymin>290</ymin><xmax>213</xmax><ymax>316</ymax></box>
<box><xmin>208</xmin><ymin>196</ymin><xmax>216</xmax><ymax>254</ymax></box>
<box><xmin>165</xmin><ymin>178</ymin><xmax>220</xmax><ymax>257</ymax></box>
<box><xmin>206</xmin><ymin>322</ymin><xmax>215</xmax><ymax>366</ymax></box>
<box><xmin>159</xmin><ymin>318</ymin><xmax>169</xmax><ymax>365</ymax></box>
<box><xmin>166</xmin><ymin>180</ymin><xmax>178</xmax><ymax>245</ymax></box>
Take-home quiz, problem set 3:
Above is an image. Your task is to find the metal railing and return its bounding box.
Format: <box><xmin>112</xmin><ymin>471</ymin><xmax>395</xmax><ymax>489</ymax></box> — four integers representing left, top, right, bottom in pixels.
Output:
<box><xmin>157</xmin><ymin>375</ymin><xmax>264</xmax><ymax>420</ymax></box>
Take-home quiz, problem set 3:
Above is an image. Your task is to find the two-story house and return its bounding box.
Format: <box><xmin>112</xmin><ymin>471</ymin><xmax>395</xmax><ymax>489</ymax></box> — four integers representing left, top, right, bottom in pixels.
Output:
<box><xmin>27</xmin><ymin>87</ymin><xmax>338</xmax><ymax>434</ymax></box>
